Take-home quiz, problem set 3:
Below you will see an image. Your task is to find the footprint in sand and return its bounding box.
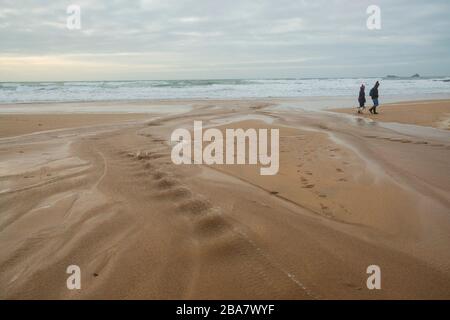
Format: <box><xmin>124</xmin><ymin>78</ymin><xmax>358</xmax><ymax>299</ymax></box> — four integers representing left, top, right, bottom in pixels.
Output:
<box><xmin>195</xmin><ymin>212</ymin><xmax>230</xmax><ymax>238</ymax></box>
<box><xmin>303</xmin><ymin>184</ymin><xmax>315</xmax><ymax>189</ymax></box>
<box><xmin>343</xmin><ymin>282</ymin><xmax>363</xmax><ymax>290</ymax></box>
<box><xmin>156</xmin><ymin>177</ymin><xmax>180</xmax><ymax>189</ymax></box>
<box><xmin>152</xmin><ymin>170</ymin><xmax>168</xmax><ymax>180</ymax></box>
<box><xmin>157</xmin><ymin>186</ymin><xmax>192</xmax><ymax>200</ymax></box>
<box><xmin>336</xmin><ymin>168</ymin><xmax>343</xmax><ymax>172</ymax></box>
<box><xmin>149</xmin><ymin>153</ymin><xmax>168</xmax><ymax>160</ymax></box>
<box><xmin>388</xmin><ymin>138</ymin><xmax>412</xmax><ymax>144</ymax></box>
<box><xmin>178</xmin><ymin>198</ymin><xmax>212</xmax><ymax>215</ymax></box>
<box><xmin>338</xmin><ymin>178</ymin><xmax>347</xmax><ymax>182</ymax></box>
<box><xmin>137</xmin><ymin>153</ymin><xmax>152</xmax><ymax>160</ymax></box>
<box><xmin>144</xmin><ymin>162</ymin><xmax>155</xmax><ymax>169</ymax></box>
<box><xmin>320</xmin><ymin>203</ymin><xmax>333</xmax><ymax>217</ymax></box>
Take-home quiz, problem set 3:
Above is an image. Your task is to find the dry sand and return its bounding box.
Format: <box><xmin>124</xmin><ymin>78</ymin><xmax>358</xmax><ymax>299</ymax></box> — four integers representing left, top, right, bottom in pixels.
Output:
<box><xmin>0</xmin><ymin>99</ymin><xmax>450</xmax><ymax>299</ymax></box>
<box><xmin>0</xmin><ymin>113</ymin><xmax>152</xmax><ymax>138</ymax></box>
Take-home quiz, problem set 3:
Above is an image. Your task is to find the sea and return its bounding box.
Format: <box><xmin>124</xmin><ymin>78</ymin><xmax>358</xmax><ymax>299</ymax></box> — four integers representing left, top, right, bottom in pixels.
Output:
<box><xmin>1</xmin><ymin>78</ymin><xmax>449</xmax><ymax>104</ymax></box>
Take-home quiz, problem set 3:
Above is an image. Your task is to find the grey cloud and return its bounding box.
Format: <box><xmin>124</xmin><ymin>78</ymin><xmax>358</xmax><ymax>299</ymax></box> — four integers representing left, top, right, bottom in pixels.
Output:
<box><xmin>0</xmin><ymin>0</ymin><xmax>449</xmax><ymax>80</ymax></box>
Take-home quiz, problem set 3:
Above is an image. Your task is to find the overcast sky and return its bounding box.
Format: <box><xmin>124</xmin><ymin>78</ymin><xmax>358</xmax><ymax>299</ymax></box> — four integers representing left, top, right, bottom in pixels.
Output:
<box><xmin>0</xmin><ymin>0</ymin><xmax>449</xmax><ymax>81</ymax></box>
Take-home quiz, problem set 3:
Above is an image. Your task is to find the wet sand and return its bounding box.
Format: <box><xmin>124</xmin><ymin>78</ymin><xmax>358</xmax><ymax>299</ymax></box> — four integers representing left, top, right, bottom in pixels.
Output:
<box><xmin>332</xmin><ymin>99</ymin><xmax>450</xmax><ymax>130</ymax></box>
<box><xmin>1</xmin><ymin>99</ymin><xmax>450</xmax><ymax>299</ymax></box>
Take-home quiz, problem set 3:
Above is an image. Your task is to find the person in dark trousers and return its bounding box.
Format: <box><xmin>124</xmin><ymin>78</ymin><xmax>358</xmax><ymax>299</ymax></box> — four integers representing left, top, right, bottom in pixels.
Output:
<box><xmin>369</xmin><ymin>81</ymin><xmax>380</xmax><ymax>114</ymax></box>
<box><xmin>357</xmin><ymin>84</ymin><xmax>366</xmax><ymax>113</ymax></box>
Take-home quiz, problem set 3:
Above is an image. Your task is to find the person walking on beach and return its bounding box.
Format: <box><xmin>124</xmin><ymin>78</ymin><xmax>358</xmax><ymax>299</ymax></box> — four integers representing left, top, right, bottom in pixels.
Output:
<box><xmin>369</xmin><ymin>81</ymin><xmax>380</xmax><ymax>114</ymax></box>
<box><xmin>358</xmin><ymin>84</ymin><xmax>366</xmax><ymax>113</ymax></box>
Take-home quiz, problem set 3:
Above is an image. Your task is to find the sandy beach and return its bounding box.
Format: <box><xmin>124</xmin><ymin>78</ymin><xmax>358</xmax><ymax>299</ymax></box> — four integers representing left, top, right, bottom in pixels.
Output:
<box><xmin>1</xmin><ymin>99</ymin><xmax>450</xmax><ymax>299</ymax></box>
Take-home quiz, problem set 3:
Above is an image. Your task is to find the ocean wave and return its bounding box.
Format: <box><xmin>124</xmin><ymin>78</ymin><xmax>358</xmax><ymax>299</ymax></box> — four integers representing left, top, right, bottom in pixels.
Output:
<box><xmin>0</xmin><ymin>78</ymin><xmax>449</xmax><ymax>103</ymax></box>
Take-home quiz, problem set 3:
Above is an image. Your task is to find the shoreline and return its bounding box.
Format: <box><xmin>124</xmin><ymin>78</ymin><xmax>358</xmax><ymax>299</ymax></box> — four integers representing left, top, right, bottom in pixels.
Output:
<box><xmin>1</xmin><ymin>93</ymin><xmax>450</xmax><ymax>111</ymax></box>
<box><xmin>1</xmin><ymin>98</ymin><xmax>449</xmax><ymax>138</ymax></box>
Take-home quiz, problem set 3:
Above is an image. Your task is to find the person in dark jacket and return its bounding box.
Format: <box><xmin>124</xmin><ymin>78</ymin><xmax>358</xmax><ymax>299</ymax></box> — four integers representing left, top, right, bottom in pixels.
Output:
<box><xmin>357</xmin><ymin>84</ymin><xmax>366</xmax><ymax>113</ymax></box>
<box><xmin>369</xmin><ymin>81</ymin><xmax>380</xmax><ymax>114</ymax></box>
